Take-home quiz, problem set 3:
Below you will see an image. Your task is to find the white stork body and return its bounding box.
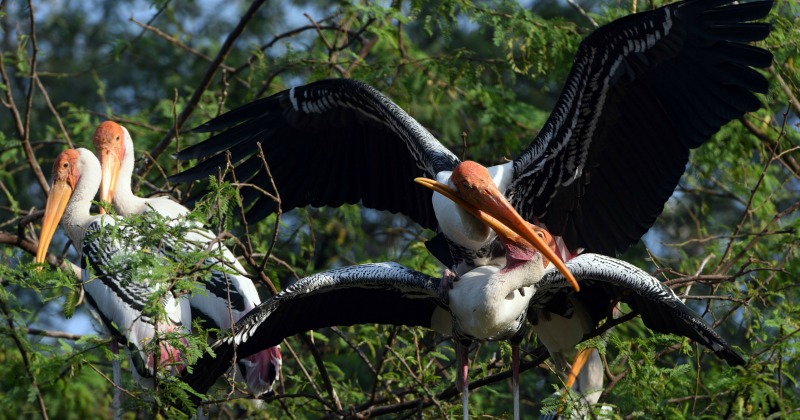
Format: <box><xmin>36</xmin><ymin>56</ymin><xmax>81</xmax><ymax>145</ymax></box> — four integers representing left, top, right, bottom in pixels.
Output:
<box><xmin>447</xmin><ymin>265</ymin><xmax>533</xmax><ymax>340</ymax></box>
<box><xmin>93</xmin><ymin>121</ymin><xmax>281</xmax><ymax>395</ymax></box>
<box><xmin>36</xmin><ymin>148</ymin><xmax>191</xmax><ymax>387</ymax></box>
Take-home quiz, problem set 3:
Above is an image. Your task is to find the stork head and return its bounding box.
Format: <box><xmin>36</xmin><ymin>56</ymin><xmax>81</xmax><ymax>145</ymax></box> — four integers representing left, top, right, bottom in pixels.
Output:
<box><xmin>93</xmin><ymin>121</ymin><xmax>128</xmax><ymax>213</ymax></box>
<box><xmin>36</xmin><ymin>149</ymin><xmax>82</xmax><ymax>264</ymax></box>
<box><xmin>416</xmin><ymin>161</ymin><xmax>579</xmax><ymax>291</ymax></box>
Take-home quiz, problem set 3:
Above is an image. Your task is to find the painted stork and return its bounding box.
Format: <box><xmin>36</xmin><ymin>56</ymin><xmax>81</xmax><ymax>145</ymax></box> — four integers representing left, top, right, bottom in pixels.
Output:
<box><xmin>181</xmin><ymin>257</ymin><xmax>744</xmax><ymax>417</ymax></box>
<box><xmin>35</xmin><ymin>148</ymin><xmax>191</xmax><ymax>410</ymax></box>
<box><xmin>171</xmin><ymin>0</ymin><xmax>773</xmax><ymax>272</ymax></box>
<box><xmin>181</xmin><ymin>166</ymin><xmax>744</xmax><ymax>417</ymax></box>
<box><xmin>417</xmin><ymin>162</ymin><xmax>745</xmax><ymax>416</ymax></box>
<box><xmin>170</xmin><ymin>0</ymin><xmax>766</xmax><ymax>412</ymax></box>
<box><xmin>92</xmin><ymin>121</ymin><xmax>282</xmax><ymax>396</ymax></box>
<box><xmin>171</xmin><ymin>0</ymin><xmax>769</xmax><ymax>360</ymax></box>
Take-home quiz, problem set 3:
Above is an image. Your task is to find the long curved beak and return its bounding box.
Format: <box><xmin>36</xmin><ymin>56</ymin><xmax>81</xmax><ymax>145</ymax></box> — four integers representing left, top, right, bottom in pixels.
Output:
<box><xmin>35</xmin><ymin>180</ymin><xmax>73</xmax><ymax>264</ymax></box>
<box><xmin>98</xmin><ymin>147</ymin><xmax>121</xmax><ymax>214</ymax></box>
<box><xmin>564</xmin><ymin>347</ymin><xmax>594</xmax><ymax>390</ymax></box>
<box><xmin>415</xmin><ymin>175</ymin><xmax>580</xmax><ymax>292</ymax></box>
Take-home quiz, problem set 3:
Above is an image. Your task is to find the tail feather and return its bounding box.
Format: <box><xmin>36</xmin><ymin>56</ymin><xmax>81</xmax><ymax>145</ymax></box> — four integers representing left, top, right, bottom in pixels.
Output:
<box><xmin>237</xmin><ymin>346</ymin><xmax>283</xmax><ymax>396</ymax></box>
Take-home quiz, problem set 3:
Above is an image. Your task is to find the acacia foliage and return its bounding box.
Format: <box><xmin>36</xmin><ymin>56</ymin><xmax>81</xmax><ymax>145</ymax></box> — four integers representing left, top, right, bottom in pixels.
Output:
<box><xmin>0</xmin><ymin>0</ymin><xmax>798</xmax><ymax>418</ymax></box>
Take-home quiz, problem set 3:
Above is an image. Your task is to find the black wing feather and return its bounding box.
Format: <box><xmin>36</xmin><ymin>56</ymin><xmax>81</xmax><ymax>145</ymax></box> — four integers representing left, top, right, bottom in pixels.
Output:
<box><xmin>182</xmin><ymin>262</ymin><xmax>442</xmax><ymax>394</ymax></box>
<box><xmin>171</xmin><ymin>79</ymin><xmax>460</xmax><ymax>229</ymax></box>
<box><xmin>508</xmin><ymin>0</ymin><xmax>773</xmax><ymax>256</ymax></box>
<box><xmin>532</xmin><ymin>254</ymin><xmax>745</xmax><ymax>366</ymax></box>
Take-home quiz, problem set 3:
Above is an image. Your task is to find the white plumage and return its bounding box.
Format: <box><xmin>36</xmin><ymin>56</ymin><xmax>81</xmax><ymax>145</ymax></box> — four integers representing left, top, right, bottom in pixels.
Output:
<box><xmin>93</xmin><ymin>121</ymin><xmax>281</xmax><ymax>395</ymax></box>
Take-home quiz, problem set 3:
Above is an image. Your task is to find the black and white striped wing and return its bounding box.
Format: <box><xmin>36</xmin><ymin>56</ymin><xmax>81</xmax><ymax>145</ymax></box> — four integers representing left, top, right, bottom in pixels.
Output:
<box><xmin>508</xmin><ymin>0</ymin><xmax>773</xmax><ymax>255</ymax></box>
<box><xmin>183</xmin><ymin>262</ymin><xmax>443</xmax><ymax>394</ymax></box>
<box><xmin>532</xmin><ymin>253</ymin><xmax>745</xmax><ymax>366</ymax></box>
<box><xmin>81</xmin><ymin>216</ymin><xmax>189</xmax><ymax>376</ymax></box>
<box><xmin>159</xmin><ymin>217</ymin><xmax>256</xmax><ymax>322</ymax></box>
<box><xmin>171</xmin><ymin>79</ymin><xmax>460</xmax><ymax>228</ymax></box>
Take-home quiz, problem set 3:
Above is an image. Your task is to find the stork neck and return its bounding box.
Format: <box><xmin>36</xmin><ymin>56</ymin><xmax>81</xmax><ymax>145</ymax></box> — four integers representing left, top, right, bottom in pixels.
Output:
<box><xmin>62</xmin><ymin>150</ymin><xmax>102</xmax><ymax>245</ymax></box>
<box><xmin>486</xmin><ymin>162</ymin><xmax>514</xmax><ymax>192</ymax></box>
<box><xmin>432</xmin><ymin>162</ymin><xmax>515</xmax><ymax>255</ymax></box>
<box><xmin>492</xmin><ymin>255</ymin><xmax>545</xmax><ymax>300</ymax></box>
<box><xmin>432</xmin><ymin>171</ymin><xmax>493</xmax><ymax>250</ymax></box>
<box><xmin>113</xmin><ymin>136</ymin><xmax>149</xmax><ymax>215</ymax></box>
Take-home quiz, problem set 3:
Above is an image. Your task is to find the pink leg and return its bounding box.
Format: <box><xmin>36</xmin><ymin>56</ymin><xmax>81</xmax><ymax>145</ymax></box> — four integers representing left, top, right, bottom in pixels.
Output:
<box><xmin>111</xmin><ymin>341</ymin><xmax>123</xmax><ymax>420</ymax></box>
<box><xmin>512</xmin><ymin>344</ymin><xmax>520</xmax><ymax>420</ymax></box>
<box><xmin>458</xmin><ymin>342</ymin><xmax>469</xmax><ymax>420</ymax></box>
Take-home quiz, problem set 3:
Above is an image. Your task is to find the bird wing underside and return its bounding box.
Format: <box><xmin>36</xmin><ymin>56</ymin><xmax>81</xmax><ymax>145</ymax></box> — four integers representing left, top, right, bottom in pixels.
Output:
<box><xmin>183</xmin><ymin>262</ymin><xmax>443</xmax><ymax>394</ymax></box>
<box><xmin>508</xmin><ymin>0</ymin><xmax>773</xmax><ymax>256</ymax></box>
<box><xmin>532</xmin><ymin>253</ymin><xmax>745</xmax><ymax>366</ymax></box>
<box><xmin>172</xmin><ymin>79</ymin><xmax>460</xmax><ymax>229</ymax></box>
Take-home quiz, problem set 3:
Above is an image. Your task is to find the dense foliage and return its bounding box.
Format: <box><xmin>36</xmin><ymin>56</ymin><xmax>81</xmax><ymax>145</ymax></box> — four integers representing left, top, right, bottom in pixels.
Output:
<box><xmin>1</xmin><ymin>0</ymin><xmax>798</xmax><ymax>418</ymax></box>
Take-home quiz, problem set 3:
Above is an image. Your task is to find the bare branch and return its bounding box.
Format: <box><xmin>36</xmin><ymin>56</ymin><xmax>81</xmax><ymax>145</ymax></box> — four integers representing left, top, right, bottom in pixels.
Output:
<box><xmin>567</xmin><ymin>0</ymin><xmax>599</xmax><ymax>28</ymax></box>
<box><xmin>769</xmin><ymin>65</ymin><xmax>800</xmax><ymax>118</ymax></box>
<box><xmin>0</xmin><ymin>297</ymin><xmax>49</xmax><ymax>419</ymax></box>
<box><xmin>146</xmin><ymin>0</ymin><xmax>267</xmax><ymax>170</ymax></box>
<box><xmin>129</xmin><ymin>17</ymin><xmax>241</xmax><ymax>78</ymax></box>
<box><xmin>20</xmin><ymin>327</ymin><xmax>83</xmax><ymax>341</ymax></box>
<box><xmin>34</xmin><ymin>75</ymin><xmax>73</xmax><ymax>148</ymax></box>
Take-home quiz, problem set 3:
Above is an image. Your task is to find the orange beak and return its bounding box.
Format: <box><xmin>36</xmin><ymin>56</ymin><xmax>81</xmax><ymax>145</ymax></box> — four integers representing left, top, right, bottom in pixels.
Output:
<box><xmin>415</xmin><ymin>162</ymin><xmax>579</xmax><ymax>292</ymax></box>
<box><xmin>564</xmin><ymin>347</ymin><xmax>594</xmax><ymax>390</ymax></box>
<box><xmin>35</xmin><ymin>180</ymin><xmax>73</xmax><ymax>264</ymax></box>
<box><xmin>97</xmin><ymin>146</ymin><xmax>121</xmax><ymax>214</ymax></box>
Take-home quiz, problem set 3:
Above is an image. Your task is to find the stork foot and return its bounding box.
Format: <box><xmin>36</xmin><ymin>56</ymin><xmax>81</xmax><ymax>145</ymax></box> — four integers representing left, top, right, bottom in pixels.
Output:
<box><xmin>439</xmin><ymin>269</ymin><xmax>458</xmax><ymax>304</ymax></box>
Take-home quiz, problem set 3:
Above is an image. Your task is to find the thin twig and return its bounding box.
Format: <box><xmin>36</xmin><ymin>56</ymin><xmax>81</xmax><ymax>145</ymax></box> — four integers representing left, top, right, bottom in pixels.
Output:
<box><xmin>329</xmin><ymin>327</ymin><xmax>377</xmax><ymax>374</ymax></box>
<box><xmin>129</xmin><ymin>17</ymin><xmax>239</xmax><ymax>76</ymax></box>
<box><xmin>17</xmin><ymin>327</ymin><xmax>83</xmax><ymax>341</ymax></box>
<box><xmin>86</xmin><ymin>362</ymin><xmax>139</xmax><ymax>399</ymax></box>
<box><xmin>303</xmin><ymin>13</ymin><xmax>345</xmax><ymax>76</ymax></box>
<box><xmin>146</xmin><ymin>0</ymin><xmax>267</xmax><ymax>170</ymax></box>
<box><xmin>255</xmin><ymin>143</ymin><xmax>282</xmax><ymax>274</ymax></box>
<box><xmin>17</xmin><ymin>1</ymin><xmax>49</xmax><ymax>194</ymax></box>
<box><xmin>385</xmin><ymin>344</ymin><xmax>449</xmax><ymax>418</ymax></box>
<box><xmin>299</xmin><ymin>333</ymin><xmax>343</xmax><ymax>412</ymax></box>
<box><xmin>34</xmin><ymin>75</ymin><xmax>73</xmax><ymax>148</ymax></box>
<box><xmin>769</xmin><ymin>65</ymin><xmax>800</xmax><ymax>118</ymax></box>
<box><xmin>567</xmin><ymin>0</ymin><xmax>599</xmax><ymax>28</ymax></box>
<box><xmin>0</xmin><ymin>297</ymin><xmax>49</xmax><ymax>419</ymax></box>
<box><xmin>356</xmin><ymin>346</ymin><xmax>552</xmax><ymax>417</ymax></box>
<box><xmin>717</xmin><ymin>136</ymin><xmax>781</xmax><ymax>274</ymax></box>
<box><xmin>281</xmin><ymin>339</ymin><xmax>328</xmax><ymax>406</ymax></box>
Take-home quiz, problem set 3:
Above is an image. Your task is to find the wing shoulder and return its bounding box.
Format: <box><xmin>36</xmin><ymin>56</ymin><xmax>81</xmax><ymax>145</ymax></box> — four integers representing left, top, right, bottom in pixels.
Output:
<box><xmin>172</xmin><ymin>79</ymin><xmax>460</xmax><ymax>228</ymax></box>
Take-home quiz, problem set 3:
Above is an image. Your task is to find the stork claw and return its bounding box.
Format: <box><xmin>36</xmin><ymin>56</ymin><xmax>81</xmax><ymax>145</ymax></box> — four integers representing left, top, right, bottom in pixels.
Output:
<box><xmin>440</xmin><ymin>269</ymin><xmax>458</xmax><ymax>304</ymax></box>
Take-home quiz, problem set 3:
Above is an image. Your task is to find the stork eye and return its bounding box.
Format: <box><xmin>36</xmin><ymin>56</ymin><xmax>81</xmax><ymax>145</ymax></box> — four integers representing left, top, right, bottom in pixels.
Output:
<box><xmin>116</xmin><ymin>135</ymin><xmax>120</xmax><ymax>141</ymax></box>
<box><xmin>536</xmin><ymin>231</ymin><xmax>545</xmax><ymax>239</ymax></box>
<box><xmin>63</xmin><ymin>162</ymin><xmax>69</xmax><ymax>168</ymax></box>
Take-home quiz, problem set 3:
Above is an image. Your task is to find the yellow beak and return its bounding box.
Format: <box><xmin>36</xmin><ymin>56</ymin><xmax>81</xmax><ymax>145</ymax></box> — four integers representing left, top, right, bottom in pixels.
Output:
<box><xmin>98</xmin><ymin>147</ymin><xmax>121</xmax><ymax>214</ymax></box>
<box><xmin>35</xmin><ymin>180</ymin><xmax>73</xmax><ymax>264</ymax></box>
<box><xmin>415</xmin><ymin>175</ymin><xmax>580</xmax><ymax>292</ymax></box>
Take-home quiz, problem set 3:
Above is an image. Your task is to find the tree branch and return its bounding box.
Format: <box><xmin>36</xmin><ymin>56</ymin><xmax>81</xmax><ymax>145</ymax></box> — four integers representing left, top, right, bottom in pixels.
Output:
<box><xmin>0</xmin><ymin>297</ymin><xmax>49</xmax><ymax>419</ymax></box>
<box><xmin>146</xmin><ymin>0</ymin><xmax>267</xmax><ymax>170</ymax></box>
